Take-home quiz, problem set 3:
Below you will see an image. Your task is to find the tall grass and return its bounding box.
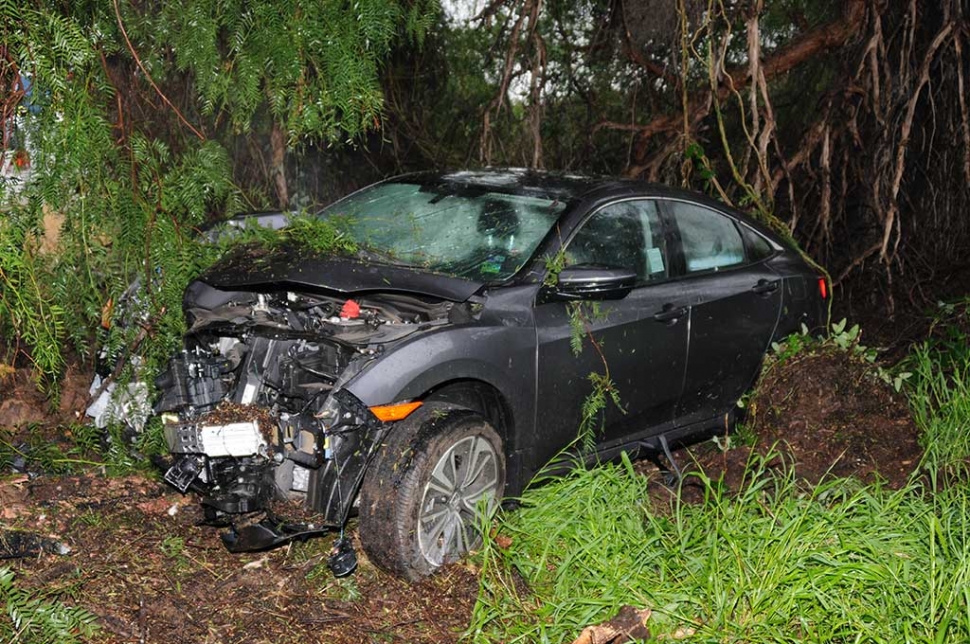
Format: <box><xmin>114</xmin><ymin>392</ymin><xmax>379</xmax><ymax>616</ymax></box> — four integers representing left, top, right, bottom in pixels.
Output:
<box><xmin>908</xmin><ymin>322</ymin><xmax>970</xmax><ymax>480</ymax></box>
<box><xmin>472</xmin><ymin>455</ymin><xmax>970</xmax><ymax>643</ymax></box>
<box><xmin>471</xmin><ymin>317</ymin><xmax>970</xmax><ymax>643</ymax></box>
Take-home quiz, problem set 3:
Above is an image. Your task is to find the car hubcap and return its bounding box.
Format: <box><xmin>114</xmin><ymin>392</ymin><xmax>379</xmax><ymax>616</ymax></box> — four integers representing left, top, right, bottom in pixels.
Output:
<box><xmin>417</xmin><ymin>434</ymin><xmax>501</xmax><ymax>567</ymax></box>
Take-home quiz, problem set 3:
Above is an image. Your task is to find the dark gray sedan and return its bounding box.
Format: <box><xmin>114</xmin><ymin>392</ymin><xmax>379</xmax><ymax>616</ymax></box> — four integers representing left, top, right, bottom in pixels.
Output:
<box><xmin>155</xmin><ymin>169</ymin><xmax>826</xmax><ymax>578</ymax></box>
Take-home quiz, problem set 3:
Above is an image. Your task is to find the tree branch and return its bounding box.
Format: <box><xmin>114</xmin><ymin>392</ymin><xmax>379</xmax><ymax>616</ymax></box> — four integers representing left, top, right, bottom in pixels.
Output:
<box><xmin>602</xmin><ymin>0</ymin><xmax>868</xmax><ymax>173</ymax></box>
<box><xmin>112</xmin><ymin>0</ymin><xmax>205</xmax><ymax>141</ymax></box>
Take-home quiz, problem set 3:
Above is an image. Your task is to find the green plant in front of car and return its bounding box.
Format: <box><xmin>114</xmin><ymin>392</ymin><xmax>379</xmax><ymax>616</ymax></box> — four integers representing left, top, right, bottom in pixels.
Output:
<box><xmin>565</xmin><ymin>301</ymin><xmax>625</xmax><ymax>452</ymax></box>
<box><xmin>767</xmin><ymin>318</ymin><xmax>910</xmax><ymax>393</ymax></box>
<box><xmin>768</xmin><ymin>322</ymin><xmax>810</xmax><ymax>364</ymax></box>
<box><xmin>0</xmin><ymin>419</ymin><xmax>139</xmax><ymax>477</ymax></box>
<box><xmin>579</xmin><ymin>372</ymin><xmax>623</xmax><ymax>452</ymax></box>
<box><xmin>0</xmin><ymin>427</ymin><xmax>92</xmax><ymax>476</ymax></box>
<box><xmin>0</xmin><ymin>219</ymin><xmax>68</xmax><ymax>393</ymax></box>
<box><xmin>216</xmin><ymin>213</ymin><xmax>359</xmax><ymax>258</ymax></box>
<box><xmin>541</xmin><ymin>248</ymin><xmax>626</xmax><ymax>452</ymax></box>
<box><xmin>827</xmin><ymin>319</ymin><xmax>912</xmax><ymax>392</ymax></box>
<box><xmin>471</xmin><ymin>309</ymin><xmax>970</xmax><ymax>643</ymax></box>
<box><xmin>715</xmin><ymin>318</ymin><xmax>911</xmax><ymax>458</ymax></box>
<box><xmin>542</xmin><ymin>247</ymin><xmax>567</xmax><ymax>288</ymax></box>
<box><xmin>98</xmin><ymin>211</ymin><xmax>362</xmax><ymax>462</ymax></box>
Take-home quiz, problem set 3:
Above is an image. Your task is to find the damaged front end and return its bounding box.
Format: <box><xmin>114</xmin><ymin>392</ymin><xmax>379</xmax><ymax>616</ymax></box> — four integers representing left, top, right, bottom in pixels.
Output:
<box><xmin>155</xmin><ymin>282</ymin><xmax>450</xmax><ymax>553</ymax></box>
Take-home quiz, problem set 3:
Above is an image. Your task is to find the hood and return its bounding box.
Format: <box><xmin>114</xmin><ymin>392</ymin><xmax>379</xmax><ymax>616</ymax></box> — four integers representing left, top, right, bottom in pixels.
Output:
<box><xmin>199</xmin><ymin>211</ymin><xmax>292</xmax><ymax>243</ymax></box>
<box><xmin>199</xmin><ymin>243</ymin><xmax>484</xmax><ymax>302</ymax></box>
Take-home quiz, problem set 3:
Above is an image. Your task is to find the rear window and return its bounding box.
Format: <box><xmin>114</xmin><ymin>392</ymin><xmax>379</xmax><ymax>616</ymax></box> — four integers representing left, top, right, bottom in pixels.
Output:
<box><xmin>740</xmin><ymin>225</ymin><xmax>775</xmax><ymax>262</ymax></box>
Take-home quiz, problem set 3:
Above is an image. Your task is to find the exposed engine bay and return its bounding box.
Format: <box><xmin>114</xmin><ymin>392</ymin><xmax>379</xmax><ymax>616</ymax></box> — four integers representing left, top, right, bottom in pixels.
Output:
<box><xmin>155</xmin><ymin>283</ymin><xmax>455</xmax><ymax>553</ymax></box>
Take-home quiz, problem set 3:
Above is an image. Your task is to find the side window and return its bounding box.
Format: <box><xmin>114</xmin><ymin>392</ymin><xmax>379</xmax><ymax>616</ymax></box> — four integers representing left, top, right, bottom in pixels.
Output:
<box><xmin>669</xmin><ymin>201</ymin><xmax>745</xmax><ymax>273</ymax></box>
<box><xmin>564</xmin><ymin>200</ymin><xmax>667</xmax><ymax>284</ymax></box>
<box><xmin>740</xmin><ymin>225</ymin><xmax>775</xmax><ymax>262</ymax></box>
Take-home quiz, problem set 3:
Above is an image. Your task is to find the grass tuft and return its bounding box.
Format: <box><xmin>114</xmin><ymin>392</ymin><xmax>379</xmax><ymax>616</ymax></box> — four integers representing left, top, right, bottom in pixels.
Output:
<box><xmin>907</xmin><ymin>318</ymin><xmax>970</xmax><ymax>481</ymax></box>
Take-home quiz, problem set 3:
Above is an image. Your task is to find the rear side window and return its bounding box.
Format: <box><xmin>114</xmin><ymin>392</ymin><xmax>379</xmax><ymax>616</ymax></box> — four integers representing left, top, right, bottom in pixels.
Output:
<box><xmin>668</xmin><ymin>201</ymin><xmax>745</xmax><ymax>273</ymax></box>
<box><xmin>740</xmin><ymin>225</ymin><xmax>775</xmax><ymax>262</ymax></box>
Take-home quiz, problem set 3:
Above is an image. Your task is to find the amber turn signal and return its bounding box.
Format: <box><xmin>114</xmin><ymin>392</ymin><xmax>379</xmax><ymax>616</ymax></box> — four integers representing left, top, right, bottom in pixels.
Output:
<box><xmin>369</xmin><ymin>401</ymin><xmax>423</xmax><ymax>422</ymax></box>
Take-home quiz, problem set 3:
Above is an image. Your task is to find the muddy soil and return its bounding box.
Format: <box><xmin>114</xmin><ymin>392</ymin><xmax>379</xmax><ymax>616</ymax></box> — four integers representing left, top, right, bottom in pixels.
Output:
<box><xmin>671</xmin><ymin>348</ymin><xmax>922</xmax><ymax>498</ymax></box>
<box><xmin>2</xmin><ymin>365</ymin><xmax>480</xmax><ymax>644</ymax></box>
<box><xmin>2</xmin><ymin>472</ymin><xmax>479</xmax><ymax>644</ymax></box>
<box><xmin>0</xmin><ymin>345</ymin><xmax>922</xmax><ymax>643</ymax></box>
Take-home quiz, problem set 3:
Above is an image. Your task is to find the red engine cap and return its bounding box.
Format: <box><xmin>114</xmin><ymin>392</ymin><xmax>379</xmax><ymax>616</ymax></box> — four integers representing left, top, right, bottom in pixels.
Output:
<box><xmin>340</xmin><ymin>299</ymin><xmax>361</xmax><ymax>319</ymax></box>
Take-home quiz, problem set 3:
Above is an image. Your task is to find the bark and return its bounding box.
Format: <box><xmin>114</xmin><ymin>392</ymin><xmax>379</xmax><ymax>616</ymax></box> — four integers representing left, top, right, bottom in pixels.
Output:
<box><xmin>270</xmin><ymin>122</ymin><xmax>289</xmax><ymax>208</ymax></box>
<box><xmin>606</xmin><ymin>0</ymin><xmax>868</xmax><ymax>176</ymax></box>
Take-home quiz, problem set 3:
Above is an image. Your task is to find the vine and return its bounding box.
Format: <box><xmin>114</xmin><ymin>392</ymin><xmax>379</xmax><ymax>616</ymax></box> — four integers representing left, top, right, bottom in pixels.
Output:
<box><xmin>545</xmin><ymin>249</ymin><xmax>625</xmax><ymax>452</ymax></box>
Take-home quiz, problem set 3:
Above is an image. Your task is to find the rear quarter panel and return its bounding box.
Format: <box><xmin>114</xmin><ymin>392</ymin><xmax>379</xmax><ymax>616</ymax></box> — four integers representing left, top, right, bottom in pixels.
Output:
<box><xmin>769</xmin><ymin>253</ymin><xmax>828</xmax><ymax>339</ymax></box>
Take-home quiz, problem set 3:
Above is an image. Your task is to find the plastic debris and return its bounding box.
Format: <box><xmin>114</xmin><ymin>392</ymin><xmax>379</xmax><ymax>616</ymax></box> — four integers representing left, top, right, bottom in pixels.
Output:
<box><xmin>0</xmin><ymin>530</ymin><xmax>71</xmax><ymax>559</ymax></box>
<box><xmin>328</xmin><ymin>537</ymin><xmax>358</xmax><ymax>577</ymax></box>
<box><xmin>86</xmin><ymin>374</ymin><xmax>151</xmax><ymax>432</ymax></box>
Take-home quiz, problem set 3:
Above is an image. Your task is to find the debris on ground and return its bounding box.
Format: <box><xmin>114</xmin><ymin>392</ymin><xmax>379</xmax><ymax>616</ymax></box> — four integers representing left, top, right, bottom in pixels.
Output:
<box><xmin>569</xmin><ymin>605</ymin><xmax>652</xmax><ymax>644</ymax></box>
<box><xmin>0</xmin><ymin>342</ymin><xmax>925</xmax><ymax>642</ymax></box>
<box><xmin>0</xmin><ymin>529</ymin><xmax>70</xmax><ymax>559</ymax></box>
<box><xmin>1</xmin><ymin>472</ymin><xmax>480</xmax><ymax>644</ymax></box>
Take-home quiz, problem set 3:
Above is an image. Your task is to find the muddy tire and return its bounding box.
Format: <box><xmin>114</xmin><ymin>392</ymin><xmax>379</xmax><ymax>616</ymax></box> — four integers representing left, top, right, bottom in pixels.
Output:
<box><xmin>358</xmin><ymin>403</ymin><xmax>505</xmax><ymax>580</ymax></box>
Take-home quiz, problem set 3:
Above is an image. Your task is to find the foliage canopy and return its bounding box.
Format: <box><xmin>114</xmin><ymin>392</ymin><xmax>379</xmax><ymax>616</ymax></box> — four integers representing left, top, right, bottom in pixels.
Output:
<box><xmin>0</xmin><ymin>0</ymin><xmax>433</xmax><ymax>390</ymax></box>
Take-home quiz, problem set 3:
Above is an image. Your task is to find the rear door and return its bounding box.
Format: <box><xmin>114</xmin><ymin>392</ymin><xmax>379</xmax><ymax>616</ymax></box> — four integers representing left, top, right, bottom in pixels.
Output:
<box><xmin>532</xmin><ymin>199</ymin><xmax>689</xmax><ymax>468</ymax></box>
<box><xmin>663</xmin><ymin>200</ymin><xmax>783</xmax><ymax>427</ymax></box>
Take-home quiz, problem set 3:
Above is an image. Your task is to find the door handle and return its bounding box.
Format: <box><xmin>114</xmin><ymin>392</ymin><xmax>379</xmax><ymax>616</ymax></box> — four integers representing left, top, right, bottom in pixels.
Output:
<box><xmin>752</xmin><ymin>279</ymin><xmax>779</xmax><ymax>296</ymax></box>
<box><xmin>653</xmin><ymin>304</ymin><xmax>687</xmax><ymax>324</ymax></box>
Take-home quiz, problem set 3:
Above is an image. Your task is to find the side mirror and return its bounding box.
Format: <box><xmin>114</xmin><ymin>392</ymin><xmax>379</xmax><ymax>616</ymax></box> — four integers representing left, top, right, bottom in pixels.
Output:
<box><xmin>553</xmin><ymin>265</ymin><xmax>637</xmax><ymax>301</ymax></box>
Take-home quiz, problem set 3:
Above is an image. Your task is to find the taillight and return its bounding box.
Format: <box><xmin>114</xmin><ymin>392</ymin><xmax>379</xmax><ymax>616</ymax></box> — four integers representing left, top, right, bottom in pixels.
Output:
<box><xmin>817</xmin><ymin>276</ymin><xmax>828</xmax><ymax>300</ymax></box>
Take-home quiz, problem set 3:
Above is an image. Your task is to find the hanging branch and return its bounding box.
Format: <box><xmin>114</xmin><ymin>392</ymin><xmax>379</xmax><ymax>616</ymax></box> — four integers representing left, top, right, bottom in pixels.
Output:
<box><xmin>0</xmin><ymin>51</ymin><xmax>25</xmax><ymax>160</ymax></box>
<box><xmin>480</xmin><ymin>1</ymin><xmax>529</xmax><ymax>165</ymax></box>
<box><xmin>599</xmin><ymin>0</ymin><xmax>867</xmax><ymax>174</ymax></box>
<box><xmin>479</xmin><ymin>0</ymin><xmax>548</xmax><ymax>168</ymax></box>
<box><xmin>952</xmin><ymin>28</ymin><xmax>970</xmax><ymax>184</ymax></box>
<box><xmin>526</xmin><ymin>0</ymin><xmax>546</xmax><ymax>168</ymax></box>
<box><xmin>878</xmin><ymin>21</ymin><xmax>954</xmax><ymax>264</ymax></box>
<box><xmin>112</xmin><ymin>0</ymin><xmax>205</xmax><ymax>141</ymax></box>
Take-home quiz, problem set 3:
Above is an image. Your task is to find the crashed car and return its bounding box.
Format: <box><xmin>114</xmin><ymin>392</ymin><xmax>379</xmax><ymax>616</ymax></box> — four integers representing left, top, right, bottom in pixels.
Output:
<box><xmin>153</xmin><ymin>169</ymin><xmax>826</xmax><ymax>579</ymax></box>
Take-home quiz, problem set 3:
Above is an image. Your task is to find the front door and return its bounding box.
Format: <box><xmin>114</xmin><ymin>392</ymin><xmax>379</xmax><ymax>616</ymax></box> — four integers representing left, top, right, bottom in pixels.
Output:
<box><xmin>533</xmin><ymin>199</ymin><xmax>689</xmax><ymax>469</ymax></box>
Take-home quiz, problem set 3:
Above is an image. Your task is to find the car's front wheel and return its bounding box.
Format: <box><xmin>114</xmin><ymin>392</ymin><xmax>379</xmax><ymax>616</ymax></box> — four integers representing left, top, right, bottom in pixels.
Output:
<box><xmin>358</xmin><ymin>403</ymin><xmax>505</xmax><ymax>580</ymax></box>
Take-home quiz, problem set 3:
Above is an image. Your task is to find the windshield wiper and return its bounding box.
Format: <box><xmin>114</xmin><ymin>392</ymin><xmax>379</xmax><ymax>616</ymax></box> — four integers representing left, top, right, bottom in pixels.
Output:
<box><xmin>354</xmin><ymin>247</ymin><xmax>409</xmax><ymax>267</ymax></box>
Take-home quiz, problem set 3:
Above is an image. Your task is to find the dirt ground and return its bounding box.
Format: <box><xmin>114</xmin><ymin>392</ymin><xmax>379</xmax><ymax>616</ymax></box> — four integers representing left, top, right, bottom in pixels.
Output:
<box><xmin>0</xmin><ymin>346</ymin><xmax>922</xmax><ymax>643</ymax></box>
<box><xmin>2</xmin><ymin>471</ymin><xmax>479</xmax><ymax>644</ymax></box>
<box><xmin>679</xmin><ymin>348</ymin><xmax>922</xmax><ymax>496</ymax></box>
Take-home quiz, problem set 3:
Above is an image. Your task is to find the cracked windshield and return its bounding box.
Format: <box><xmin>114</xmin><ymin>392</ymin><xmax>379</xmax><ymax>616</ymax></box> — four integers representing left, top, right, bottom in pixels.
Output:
<box><xmin>318</xmin><ymin>181</ymin><xmax>566</xmax><ymax>281</ymax></box>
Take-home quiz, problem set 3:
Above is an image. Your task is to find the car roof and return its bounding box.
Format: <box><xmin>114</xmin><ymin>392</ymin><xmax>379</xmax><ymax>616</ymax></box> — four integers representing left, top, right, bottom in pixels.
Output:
<box><xmin>393</xmin><ymin>168</ymin><xmax>627</xmax><ymax>203</ymax></box>
<box><xmin>392</xmin><ymin>168</ymin><xmax>739</xmax><ymax>212</ymax></box>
